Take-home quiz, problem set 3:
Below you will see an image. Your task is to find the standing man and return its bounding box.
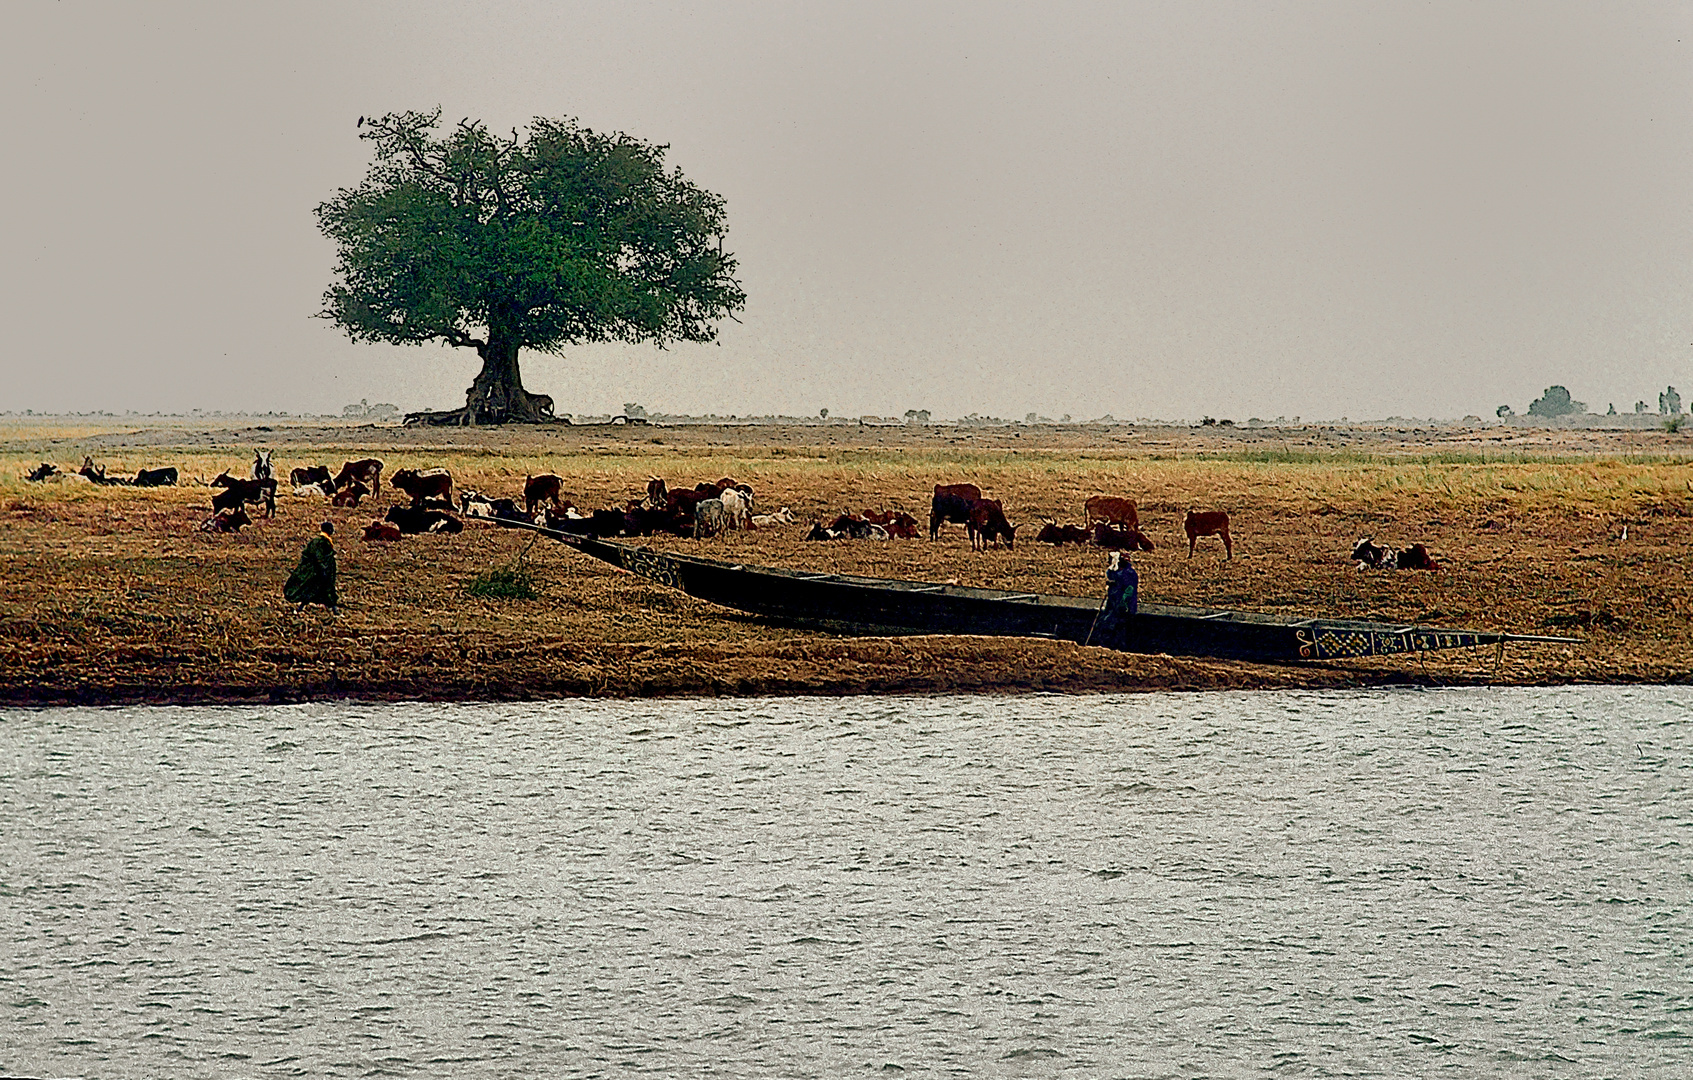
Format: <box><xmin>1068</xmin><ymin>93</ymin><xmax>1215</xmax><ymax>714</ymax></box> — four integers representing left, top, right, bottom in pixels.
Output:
<box><xmin>285</xmin><ymin>520</ymin><xmax>338</xmax><ymax>613</ymax></box>
<box><xmin>1092</xmin><ymin>551</ymin><xmax>1138</xmax><ymax>649</ymax></box>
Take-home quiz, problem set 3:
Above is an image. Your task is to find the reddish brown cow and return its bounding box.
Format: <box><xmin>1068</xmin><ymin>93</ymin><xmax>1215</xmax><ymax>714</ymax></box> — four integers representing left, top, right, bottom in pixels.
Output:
<box><xmin>211</xmin><ymin>472</ymin><xmax>276</xmax><ymax>518</ymax></box>
<box><xmin>525</xmin><ymin>473</ymin><xmax>564</xmax><ymax>516</ymax></box>
<box><xmin>361</xmin><ymin>519</ymin><xmax>403</xmax><ymax>541</ymax></box>
<box><xmin>930</xmin><ymin>483</ymin><xmax>984</xmax><ymax>540</ymax></box>
<box><xmin>333</xmin><ymin>458</ymin><xmax>383</xmax><ymax>496</ymax></box>
<box><xmin>390</xmin><ymin>468</ymin><xmax>452</xmax><ymax>507</ymax></box>
<box><xmin>199</xmin><ymin>506</ymin><xmax>252</xmax><ymax>533</ymax></box>
<box><xmin>1184</xmin><ymin>510</ymin><xmax>1232</xmax><ymax>558</ymax></box>
<box><xmin>968</xmin><ymin>498</ymin><xmax>1016</xmax><ymax>550</ymax></box>
<box><xmin>331</xmin><ymin>480</ymin><xmax>369</xmax><ymax>507</ymax></box>
<box><xmin>864</xmin><ymin>509</ymin><xmax>920</xmax><ymax>539</ymax></box>
<box><xmin>1036</xmin><ymin>521</ymin><xmax>1092</xmax><ymax>545</ymax></box>
<box><xmin>1091</xmin><ymin>522</ymin><xmax>1155</xmax><ymax>551</ymax></box>
<box><xmin>1084</xmin><ymin>495</ymin><xmax>1139</xmax><ymax>530</ymax></box>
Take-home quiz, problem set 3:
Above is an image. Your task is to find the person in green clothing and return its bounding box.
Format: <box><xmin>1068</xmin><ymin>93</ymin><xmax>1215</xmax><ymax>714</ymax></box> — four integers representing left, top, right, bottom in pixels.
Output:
<box><xmin>285</xmin><ymin>520</ymin><xmax>338</xmax><ymax>613</ymax></box>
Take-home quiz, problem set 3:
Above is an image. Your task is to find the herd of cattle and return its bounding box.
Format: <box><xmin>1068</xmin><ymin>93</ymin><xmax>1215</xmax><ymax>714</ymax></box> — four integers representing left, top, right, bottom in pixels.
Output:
<box><xmin>22</xmin><ymin>451</ymin><xmax>1440</xmax><ymax>570</ymax></box>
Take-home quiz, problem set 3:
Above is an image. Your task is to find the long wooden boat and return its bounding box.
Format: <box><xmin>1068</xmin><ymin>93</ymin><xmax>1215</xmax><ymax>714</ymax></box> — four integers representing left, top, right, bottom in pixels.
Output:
<box><xmin>497</xmin><ymin>520</ymin><xmax>1579</xmax><ymax>663</ymax></box>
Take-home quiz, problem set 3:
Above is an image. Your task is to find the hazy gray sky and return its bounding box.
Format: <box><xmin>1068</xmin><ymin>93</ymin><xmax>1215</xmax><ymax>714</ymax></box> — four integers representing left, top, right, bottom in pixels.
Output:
<box><xmin>3</xmin><ymin>1</ymin><xmax>1690</xmax><ymax>420</ymax></box>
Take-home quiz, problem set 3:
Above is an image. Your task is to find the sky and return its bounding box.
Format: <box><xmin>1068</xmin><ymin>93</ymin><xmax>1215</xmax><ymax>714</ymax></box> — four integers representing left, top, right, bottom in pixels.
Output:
<box><xmin>3</xmin><ymin>0</ymin><xmax>1691</xmax><ymax>421</ymax></box>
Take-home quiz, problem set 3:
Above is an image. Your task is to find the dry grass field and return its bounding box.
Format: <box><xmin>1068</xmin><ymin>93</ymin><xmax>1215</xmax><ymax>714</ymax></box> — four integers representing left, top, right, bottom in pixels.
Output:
<box><xmin>2</xmin><ymin>417</ymin><xmax>1690</xmax><ymax>703</ymax></box>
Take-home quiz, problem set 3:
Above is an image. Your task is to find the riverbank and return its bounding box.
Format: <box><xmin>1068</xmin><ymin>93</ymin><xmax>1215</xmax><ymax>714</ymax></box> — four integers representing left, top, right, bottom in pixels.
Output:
<box><xmin>3</xmin><ymin>418</ymin><xmax>1689</xmax><ymax>704</ymax></box>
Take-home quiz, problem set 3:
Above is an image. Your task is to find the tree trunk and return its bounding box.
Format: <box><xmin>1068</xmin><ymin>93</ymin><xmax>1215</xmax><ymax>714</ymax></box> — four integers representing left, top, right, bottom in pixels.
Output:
<box><xmin>405</xmin><ymin>336</ymin><xmax>560</xmax><ymax>426</ymax></box>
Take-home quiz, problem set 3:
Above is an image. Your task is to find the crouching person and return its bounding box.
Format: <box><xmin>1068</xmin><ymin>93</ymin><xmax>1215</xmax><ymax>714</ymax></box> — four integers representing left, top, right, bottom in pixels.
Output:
<box><xmin>285</xmin><ymin>520</ymin><xmax>338</xmax><ymax>614</ymax></box>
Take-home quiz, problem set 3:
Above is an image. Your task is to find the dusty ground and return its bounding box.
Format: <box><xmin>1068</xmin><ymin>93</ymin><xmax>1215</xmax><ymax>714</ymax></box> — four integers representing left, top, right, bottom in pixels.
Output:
<box><xmin>2</xmin><ymin>417</ymin><xmax>1689</xmax><ymax>704</ymax></box>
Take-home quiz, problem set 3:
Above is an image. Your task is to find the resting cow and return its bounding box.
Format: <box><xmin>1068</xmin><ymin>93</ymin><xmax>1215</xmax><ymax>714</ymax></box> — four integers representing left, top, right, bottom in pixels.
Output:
<box><xmin>361</xmin><ymin>520</ymin><xmax>403</xmax><ymax>542</ymax></box>
<box><xmin>750</xmin><ymin>507</ymin><xmax>797</xmax><ymax>529</ymax></box>
<box><xmin>1036</xmin><ymin>521</ymin><xmax>1091</xmax><ymax>546</ymax></box>
<box><xmin>863</xmin><ymin>509</ymin><xmax>919</xmax><ymax>539</ymax></box>
<box><xmin>1091</xmin><ymin>522</ymin><xmax>1155</xmax><ymax>551</ymax></box>
<box><xmin>331</xmin><ymin>481</ymin><xmax>369</xmax><ymax>508</ymax></box>
<box><xmin>1352</xmin><ymin>538</ymin><xmax>1439</xmax><ymax>571</ymax></box>
<box><xmin>1184</xmin><ymin>510</ymin><xmax>1231</xmax><ymax>558</ymax></box>
<box><xmin>199</xmin><ymin>506</ymin><xmax>252</xmax><ymax>533</ymax></box>
<box><xmin>384</xmin><ymin>504</ymin><xmax>464</xmax><ymax>534</ymax></box>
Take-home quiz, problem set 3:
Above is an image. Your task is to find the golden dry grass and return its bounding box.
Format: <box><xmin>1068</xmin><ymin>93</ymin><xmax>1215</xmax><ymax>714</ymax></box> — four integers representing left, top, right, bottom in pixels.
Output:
<box><xmin>2</xmin><ymin>418</ymin><xmax>1689</xmax><ymax>703</ymax></box>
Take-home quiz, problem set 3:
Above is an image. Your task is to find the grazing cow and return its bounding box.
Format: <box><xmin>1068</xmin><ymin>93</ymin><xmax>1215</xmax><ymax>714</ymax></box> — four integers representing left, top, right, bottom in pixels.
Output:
<box><xmin>390</xmin><ymin>467</ymin><xmax>452</xmax><ymax>507</ymax></box>
<box><xmin>1090</xmin><ymin>521</ymin><xmax>1155</xmax><ymax>551</ymax></box>
<box><xmin>332</xmin><ymin>458</ymin><xmax>383</xmax><ymax>496</ymax></box>
<box><xmin>967</xmin><ymin>499</ymin><xmax>1016</xmax><ymax>550</ymax></box>
<box><xmin>645</xmin><ymin>477</ymin><xmax>669</xmax><ymax>511</ymax></box>
<box><xmin>252</xmin><ymin>449</ymin><xmax>273</xmax><ymax>483</ymax></box>
<box><xmin>524</xmin><ymin>474</ymin><xmax>564</xmax><ymax>516</ymax></box>
<box><xmin>331</xmin><ymin>480</ymin><xmax>369</xmax><ymax>508</ymax></box>
<box><xmin>1352</xmin><ymin>538</ymin><xmax>1439</xmax><ymax>571</ymax></box>
<box><xmin>384</xmin><ymin>504</ymin><xmax>464</xmax><ymax>534</ymax></box>
<box><xmin>930</xmin><ymin>483</ymin><xmax>984</xmax><ymax>540</ymax></box>
<box><xmin>25</xmin><ymin>462</ymin><xmax>59</xmax><ymax>482</ymax></box>
<box><xmin>751</xmin><ymin>506</ymin><xmax>797</xmax><ymax>529</ymax></box>
<box><xmin>1084</xmin><ymin>495</ymin><xmax>1140</xmax><ymax>530</ymax></box>
<box><xmin>1184</xmin><ymin>510</ymin><xmax>1232</xmax><ymax>558</ymax></box>
<box><xmin>693</xmin><ymin>498</ymin><xmax>729</xmax><ymax>539</ymax></box>
<box><xmin>290</xmin><ymin>465</ymin><xmax>333</xmax><ymax>490</ymax></box>
<box><xmin>361</xmin><ymin>519</ymin><xmax>403</xmax><ymax>541</ymax></box>
<box><xmin>199</xmin><ymin>505</ymin><xmax>252</xmax><ymax>533</ymax></box>
<box><xmin>1036</xmin><ymin>521</ymin><xmax>1092</xmax><ymax>546</ymax></box>
<box><xmin>134</xmin><ymin>467</ymin><xmax>177</xmax><ymax>487</ymax></box>
<box><xmin>211</xmin><ymin>471</ymin><xmax>277</xmax><ymax>518</ymax></box>
<box><xmin>719</xmin><ymin>487</ymin><xmax>754</xmax><ymax>529</ymax></box>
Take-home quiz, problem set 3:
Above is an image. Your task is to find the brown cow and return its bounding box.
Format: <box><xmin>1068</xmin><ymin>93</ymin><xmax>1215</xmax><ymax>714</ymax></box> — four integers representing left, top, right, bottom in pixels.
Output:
<box><xmin>524</xmin><ymin>473</ymin><xmax>564</xmax><ymax>516</ymax></box>
<box><xmin>361</xmin><ymin>519</ymin><xmax>403</xmax><ymax>542</ymax></box>
<box><xmin>1085</xmin><ymin>495</ymin><xmax>1140</xmax><ymax>530</ymax></box>
<box><xmin>333</xmin><ymin>458</ymin><xmax>383</xmax><ymax>496</ymax></box>
<box><xmin>211</xmin><ymin>471</ymin><xmax>276</xmax><ymax>518</ymax></box>
<box><xmin>390</xmin><ymin>468</ymin><xmax>452</xmax><ymax>507</ymax></box>
<box><xmin>930</xmin><ymin>483</ymin><xmax>984</xmax><ymax>540</ymax></box>
<box><xmin>331</xmin><ymin>480</ymin><xmax>369</xmax><ymax>507</ymax></box>
<box><xmin>1091</xmin><ymin>522</ymin><xmax>1155</xmax><ymax>551</ymax></box>
<box><xmin>1036</xmin><ymin>521</ymin><xmax>1091</xmax><ymax>545</ymax></box>
<box><xmin>1184</xmin><ymin>510</ymin><xmax>1232</xmax><ymax>558</ymax></box>
<box><xmin>199</xmin><ymin>505</ymin><xmax>252</xmax><ymax>533</ymax></box>
<box><xmin>968</xmin><ymin>498</ymin><xmax>1016</xmax><ymax>550</ymax></box>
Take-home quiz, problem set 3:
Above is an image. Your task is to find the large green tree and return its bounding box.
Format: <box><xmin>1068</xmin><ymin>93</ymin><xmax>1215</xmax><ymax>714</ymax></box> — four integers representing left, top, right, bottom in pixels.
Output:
<box><xmin>316</xmin><ymin>109</ymin><xmax>746</xmax><ymax>425</ymax></box>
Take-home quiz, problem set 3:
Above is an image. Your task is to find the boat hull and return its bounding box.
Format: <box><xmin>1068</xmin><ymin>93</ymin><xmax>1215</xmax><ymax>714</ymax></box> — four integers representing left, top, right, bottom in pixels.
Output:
<box><xmin>513</xmin><ymin>526</ymin><xmax>1574</xmax><ymax>664</ymax></box>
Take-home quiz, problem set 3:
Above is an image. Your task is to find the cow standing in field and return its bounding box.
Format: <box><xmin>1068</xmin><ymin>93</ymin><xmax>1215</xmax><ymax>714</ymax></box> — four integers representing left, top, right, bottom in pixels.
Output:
<box><xmin>291</xmin><ymin>465</ymin><xmax>333</xmax><ymax>493</ymax></box>
<box><xmin>333</xmin><ymin>458</ymin><xmax>383</xmax><ymax>497</ymax></box>
<box><xmin>693</xmin><ymin>498</ymin><xmax>729</xmax><ymax>539</ymax></box>
<box><xmin>524</xmin><ymin>474</ymin><xmax>564</xmax><ymax>517</ymax></box>
<box><xmin>1085</xmin><ymin>495</ymin><xmax>1139</xmax><ymax>531</ymax></box>
<box><xmin>930</xmin><ymin>483</ymin><xmax>983</xmax><ymax>540</ymax></box>
<box><xmin>391</xmin><ymin>468</ymin><xmax>453</xmax><ymax>508</ymax></box>
<box><xmin>968</xmin><ymin>499</ymin><xmax>1017</xmax><ymax>550</ymax></box>
<box><xmin>212</xmin><ymin>471</ymin><xmax>276</xmax><ymax>518</ymax></box>
<box><xmin>1184</xmin><ymin>510</ymin><xmax>1232</xmax><ymax>558</ymax></box>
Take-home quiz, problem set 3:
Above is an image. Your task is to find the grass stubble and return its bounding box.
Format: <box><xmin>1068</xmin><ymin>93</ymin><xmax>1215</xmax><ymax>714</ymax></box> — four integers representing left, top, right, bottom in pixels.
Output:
<box><xmin>1</xmin><ymin>418</ymin><xmax>1689</xmax><ymax>704</ymax></box>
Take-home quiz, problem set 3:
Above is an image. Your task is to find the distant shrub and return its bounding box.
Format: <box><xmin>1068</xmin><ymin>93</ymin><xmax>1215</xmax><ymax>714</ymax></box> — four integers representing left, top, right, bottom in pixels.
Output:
<box><xmin>1528</xmin><ymin>386</ymin><xmax>1585</xmax><ymax>417</ymax></box>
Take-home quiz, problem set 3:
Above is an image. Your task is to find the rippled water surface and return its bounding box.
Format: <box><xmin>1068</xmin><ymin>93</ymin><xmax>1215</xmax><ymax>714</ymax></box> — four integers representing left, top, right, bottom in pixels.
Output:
<box><xmin>2</xmin><ymin>687</ymin><xmax>1689</xmax><ymax>1077</ymax></box>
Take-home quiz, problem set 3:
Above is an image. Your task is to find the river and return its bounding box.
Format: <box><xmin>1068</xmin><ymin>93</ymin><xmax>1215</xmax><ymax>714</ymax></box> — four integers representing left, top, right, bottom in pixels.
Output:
<box><xmin>2</xmin><ymin>687</ymin><xmax>1688</xmax><ymax>1077</ymax></box>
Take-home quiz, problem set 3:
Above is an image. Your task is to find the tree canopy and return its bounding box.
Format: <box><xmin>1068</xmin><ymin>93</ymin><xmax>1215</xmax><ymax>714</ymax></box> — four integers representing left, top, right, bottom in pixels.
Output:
<box><xmin>316</xmin><ymin>109</ymin><xmax>746</xmax><ymax>424</ymax></box>
<box><xmin>1527</xmin><ymin>385</ymin><xmax>1585</xmax><ymax>418</ymax></box>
